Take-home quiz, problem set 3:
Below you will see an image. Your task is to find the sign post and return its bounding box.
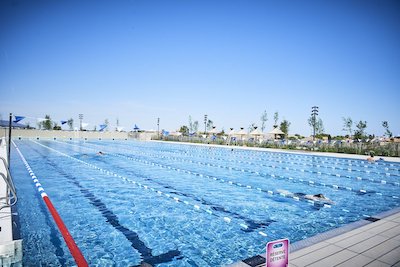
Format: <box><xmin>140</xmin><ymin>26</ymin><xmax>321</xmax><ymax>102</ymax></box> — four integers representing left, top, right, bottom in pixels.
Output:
<box><xmin>266</xmin><ymin>238</ymin><xmax>289</xmax><ymax>267</ymax></box>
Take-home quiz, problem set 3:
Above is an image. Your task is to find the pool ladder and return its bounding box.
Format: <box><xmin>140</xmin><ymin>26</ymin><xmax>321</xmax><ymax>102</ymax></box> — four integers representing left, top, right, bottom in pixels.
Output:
<box><xmin>0</xmin><ymin>156</ymin><xmax>17</xmax><ymax>210</ymax></box>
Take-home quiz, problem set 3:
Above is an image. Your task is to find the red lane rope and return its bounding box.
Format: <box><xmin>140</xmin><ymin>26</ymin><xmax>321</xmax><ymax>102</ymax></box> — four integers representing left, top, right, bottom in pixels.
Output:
<box><xmin>13</xmin><ymin>141</ymin><xmax>88</xmax><ymax>267</ymax></box>
<box><xmin>42</xmin><ymin>196</ymin><xmax>88</xmax><ymax>267</ymax></box>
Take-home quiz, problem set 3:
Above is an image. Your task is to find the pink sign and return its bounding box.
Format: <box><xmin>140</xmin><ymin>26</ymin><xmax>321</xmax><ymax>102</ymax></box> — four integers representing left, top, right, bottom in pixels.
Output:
<box><xmin>266</xmin><ymin>238</ymin><xmax>289</xmax><ymax>267</ymax></box>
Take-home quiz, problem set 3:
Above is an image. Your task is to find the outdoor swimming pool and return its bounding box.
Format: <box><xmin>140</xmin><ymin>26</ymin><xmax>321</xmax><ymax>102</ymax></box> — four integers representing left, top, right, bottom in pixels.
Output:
<box><xmin>10</xmin><ymin>139</ymin><xmax>400</xmax><ymax>266</ymax></box>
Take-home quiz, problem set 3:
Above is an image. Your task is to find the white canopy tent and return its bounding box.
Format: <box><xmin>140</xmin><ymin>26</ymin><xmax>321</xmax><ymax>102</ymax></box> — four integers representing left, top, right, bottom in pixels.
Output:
<box><xmin>268</xmin><ymin>127</ymin><xmax>285</xmax><ymax>139</ymax></box>
<box><xmin>250</xmin><ymin>127</ymin><xmax>264</xmax><ymax>143</ymax></box>
<box><xmin>236</xmin><ymin>128</ymin><xmax>247</xmax><ymax>140</ymax></box>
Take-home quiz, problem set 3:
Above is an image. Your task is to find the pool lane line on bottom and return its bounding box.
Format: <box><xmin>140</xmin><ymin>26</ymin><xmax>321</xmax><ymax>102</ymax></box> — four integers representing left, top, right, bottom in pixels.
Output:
<box><xmin>13</xmin><ymin>141</ymin><xmax>89</xmax><ymax>267</ymax></box>
<box><xmin>29</xmin><ymin>140</ymin><xmax>270</xmax><ymax>237</ymax></box>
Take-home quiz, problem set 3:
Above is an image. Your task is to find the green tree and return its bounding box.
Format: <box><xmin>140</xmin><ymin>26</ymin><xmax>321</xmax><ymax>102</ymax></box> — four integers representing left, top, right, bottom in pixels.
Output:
<box><xmin>316</xmin><ymin>118</ymin><xmax>324</xmax><ymax>134</ymax></box>
<box><xmin>189</xmin><ymin>116</ymin><xmax>194</xmax><ymax>133</ymax></box>
<box><xmin>280</xmin><ymin>119</ymin><xmax>291</xmax><ymax>137</ymax></box>
<box><xmin>179</xmin><ymin>125</ymin><xmax>189</xmax><ymax>135</ymax></box>
<box><xmin>188</xmin><ymin>116</ymin><xmax>200</xmax><ymax>134</ymax></box>
<box><xmin>248</xmin><ymin>123</ymin><xmax>256</xmax><ymax>132</ymax></box>
<box><xmin>354</xmin><ymin>120</ymin><xmax>367</xmax><ymax>140</ymax></box>
<box><xmin>53</xmin><ymin>123</ymin><xmax>61</xmax><ymax>130</ymax></box>
<box><xmin>260</xmin><ymin>110</ymin><xmax>268</xmax><ymax>132</ymax></box>
<box><xmin>342</xmin><ymin>117</ymin><xmax>353</xmax><ymax>137</ymax></box>
<box><xmin>206</xmin><ymin>119</ymin><xmax>213</xmax><ymax>131</ymax></box>
<box><xmin>382</xmin><ymin>121</ymin><xmax>392</xmax><ymax>138</ymax></box>
<box><xmin>308</xmin><ymin>117</ymin><xmax>324</xmax><ymax>135</ymax></box>
<box><xmin>67</xmin><ymin>118</ymin><xmax>74</xmax><ymax>130</ymax></box>
<box><xmin>193</xmin><ymin>120</ymin><xmax>199</xmax><ymax>133</ymax></box>
<box><xmin>273</xmin><ymin>112</ymin><xmax>279</xmax><ymax>128</ymax></box>
<box><xmin>104</xmin><ymin>119</ymin><xmax>109</xmax><ymax>131</ymax></box>
<box><xmin>43</xmin><ymin>115</ymin><xmax>53</xmax><ymax>130</ymax></box>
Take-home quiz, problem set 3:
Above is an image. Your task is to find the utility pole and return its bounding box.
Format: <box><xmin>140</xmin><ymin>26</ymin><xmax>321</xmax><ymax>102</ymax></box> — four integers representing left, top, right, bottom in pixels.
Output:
<box><xmin>311</xmin><ymin>106</ymin><xmax>319</xmax><ymax>151</ymax></box>
<box><xmin>79</xmin><ymin>114</ymin><xmax>83</xmax><ymax>131</ymax></box>
<box><xmin>157</xmin><ymin>117</ymin><xmax>160</xmax><ymax>139</ymax></box>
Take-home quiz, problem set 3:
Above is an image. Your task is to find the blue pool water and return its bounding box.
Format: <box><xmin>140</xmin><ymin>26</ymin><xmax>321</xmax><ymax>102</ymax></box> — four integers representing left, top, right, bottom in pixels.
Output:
<box><xmin>11</xmin><ymin>139</ymin><xmax>400</xmax><ymax>266</ymax></box>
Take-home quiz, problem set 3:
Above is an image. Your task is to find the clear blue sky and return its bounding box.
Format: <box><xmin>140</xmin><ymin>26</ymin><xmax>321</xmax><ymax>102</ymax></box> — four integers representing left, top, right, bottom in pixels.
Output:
<box><xmin>1</xmin><ymin>0</ymin><xmax>399</xmax><ymax>136</ymax></box>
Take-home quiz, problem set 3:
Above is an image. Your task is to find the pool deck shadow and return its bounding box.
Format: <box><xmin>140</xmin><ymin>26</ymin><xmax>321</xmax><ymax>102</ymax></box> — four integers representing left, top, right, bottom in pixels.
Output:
<box><xmin>228</xmin><ymin>208</ymin><xmax>400</xmax><ymax>267</ymax></box>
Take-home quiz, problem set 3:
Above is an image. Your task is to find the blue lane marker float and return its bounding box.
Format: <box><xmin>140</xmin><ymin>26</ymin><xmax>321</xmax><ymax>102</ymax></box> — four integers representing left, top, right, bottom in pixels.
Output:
<box><xmin>30</xmin><ymin>141</ymin><xmax>267</xmax><ymax>236</ymax></box>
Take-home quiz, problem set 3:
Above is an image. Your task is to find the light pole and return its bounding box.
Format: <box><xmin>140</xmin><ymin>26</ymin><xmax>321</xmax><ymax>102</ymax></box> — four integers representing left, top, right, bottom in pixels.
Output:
<box><xmin>204</xmin><ymin>114</ymin><xmax>208</xmax><ymax>134</ymax></box>
<box><xmin>157</xmin><ymin>117</ymin><xmax>160</xmax><ymax>139</ymax></box>
<box><xmin>311</xmin><ymin>106</ymin><xmax>319</xmax><ymax>150</ymax></box>
<box><xmin>79</xmin><ymin>114</ymin><xmax>83</xmax><ymax>131</ymax></box>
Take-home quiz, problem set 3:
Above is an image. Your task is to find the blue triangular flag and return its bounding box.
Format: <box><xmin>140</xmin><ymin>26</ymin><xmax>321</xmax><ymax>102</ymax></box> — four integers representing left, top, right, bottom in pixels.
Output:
<box><xmin>99</xmin><ymin>124</ymin><xmax>107</xmax><ymax>131</ymax></box>
<box><xmin>13</xmin><ymin>116</ymin><xmax>25</xmax><ymax>123</ymax></box>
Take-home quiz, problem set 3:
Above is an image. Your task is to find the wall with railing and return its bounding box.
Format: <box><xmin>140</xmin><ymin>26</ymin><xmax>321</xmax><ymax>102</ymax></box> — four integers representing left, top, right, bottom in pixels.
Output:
<box><xmin>0</xmin><ymin>128</ymin><xmax>129</xmax><ymax>140</ymax></box>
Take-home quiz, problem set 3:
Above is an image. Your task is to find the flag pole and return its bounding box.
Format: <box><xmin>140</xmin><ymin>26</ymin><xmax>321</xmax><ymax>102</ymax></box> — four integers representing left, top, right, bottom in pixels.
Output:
<box><xmin>8</xmin><ymin>113</ymin><xmax>12</xmax><ymax>170</ymax></box>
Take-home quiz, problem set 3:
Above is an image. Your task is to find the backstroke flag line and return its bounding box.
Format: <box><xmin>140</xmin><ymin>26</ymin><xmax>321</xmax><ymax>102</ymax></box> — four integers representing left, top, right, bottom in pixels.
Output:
<box><xmin>10</xmin><ymin>114</ymin><xmax>129</xmax><ymax>131</ymax></box>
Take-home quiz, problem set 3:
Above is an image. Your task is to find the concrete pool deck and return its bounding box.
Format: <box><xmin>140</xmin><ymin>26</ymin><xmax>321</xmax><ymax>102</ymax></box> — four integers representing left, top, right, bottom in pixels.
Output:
<box><xmin>229</xmin><ymin>208</ymin><xmax>400</xmax><ymax>267</ymax></box>
<box><xmin>288</xmin><ymin>208</ymin><xmax>400</xmax><ymax>267</ymax></box>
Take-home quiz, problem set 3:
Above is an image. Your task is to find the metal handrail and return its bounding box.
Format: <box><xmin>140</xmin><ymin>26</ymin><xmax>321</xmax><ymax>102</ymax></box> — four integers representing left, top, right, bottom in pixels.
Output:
<box><xmin>0</xmin><ymin>156</ymin><xmax>17</xmax><ymax>210</ymax></box>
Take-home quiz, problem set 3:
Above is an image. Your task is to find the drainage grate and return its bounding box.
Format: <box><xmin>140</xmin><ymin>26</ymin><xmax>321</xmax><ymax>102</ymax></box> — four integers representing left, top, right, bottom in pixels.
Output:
<box><xmin>243</xmin><ymin>255</ymin><xmax>266</xmax><ymax>267</ymax></box>
<box><xmin>365</xmin><ymin>217</ymin><xmax>380</xmax><ymax>222</ymax></box>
